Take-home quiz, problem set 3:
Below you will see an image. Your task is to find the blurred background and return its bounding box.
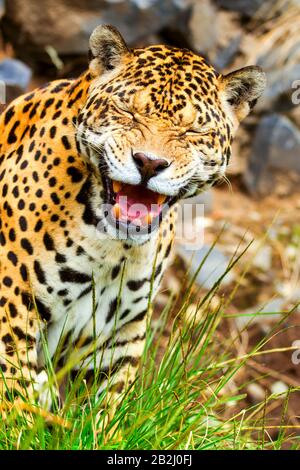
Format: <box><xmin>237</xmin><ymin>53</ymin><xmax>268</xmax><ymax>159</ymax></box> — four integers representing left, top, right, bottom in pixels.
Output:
<box><xmin>0</xmin><ymin>0</ymin><xmax>300</xmax><ymax>446</ymax></box>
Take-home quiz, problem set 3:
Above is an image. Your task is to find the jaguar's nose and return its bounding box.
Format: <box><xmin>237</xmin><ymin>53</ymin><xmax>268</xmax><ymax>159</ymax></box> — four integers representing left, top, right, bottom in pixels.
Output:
<box><xmin>133</xmin><ymin>152</ymin><xmax>170</xmax><ymax>182</ymax></box>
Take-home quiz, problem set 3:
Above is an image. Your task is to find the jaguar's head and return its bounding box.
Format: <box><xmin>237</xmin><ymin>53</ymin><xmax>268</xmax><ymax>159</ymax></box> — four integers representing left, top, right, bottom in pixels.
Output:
<box><xmin>77</xmin><ymin>25</ymin><xmax>266</xmax><ymax>244</ymax></box>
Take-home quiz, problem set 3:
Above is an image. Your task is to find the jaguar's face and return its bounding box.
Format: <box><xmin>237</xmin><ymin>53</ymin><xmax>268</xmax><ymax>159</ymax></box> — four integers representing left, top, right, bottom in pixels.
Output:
<box><xmin>77</xmin><ymin>25</ymin><xmax>266</xmax><ymax>244</ymax></box>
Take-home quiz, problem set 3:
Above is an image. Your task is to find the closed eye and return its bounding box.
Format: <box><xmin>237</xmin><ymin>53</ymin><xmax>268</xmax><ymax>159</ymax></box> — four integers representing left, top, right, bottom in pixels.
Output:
<box><xmin>185</xmin><ymin>126</ymin><xmax>214</xmax><ymax>136</ymax></box>
<box><xmin>120</xmin><ymin>108</ymin><xmax>135</xmax><ymax>119</ymax></box>
<box><xmin>112</xmin><ymin>96</ymin><xmax>135</xmax><ymax>119</ymax></box>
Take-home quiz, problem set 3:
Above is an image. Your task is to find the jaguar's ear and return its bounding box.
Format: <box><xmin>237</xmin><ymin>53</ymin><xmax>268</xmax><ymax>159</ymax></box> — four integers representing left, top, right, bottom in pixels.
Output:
<box><xmin>220</xmin><ymin>66</ymin><xmax>266</xmax><ymax>122</ymax></box>
<box><xmin>89</xmin><ymin>24</ymin><xmax>130</xmax><ymax>76</ymax></box>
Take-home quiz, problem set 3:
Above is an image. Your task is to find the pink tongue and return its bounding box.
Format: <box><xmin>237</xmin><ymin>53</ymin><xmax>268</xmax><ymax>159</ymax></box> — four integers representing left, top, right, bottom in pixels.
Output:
<box><xmin>115</xmin><ymin>185</ymin><xmax>162</xmax><ymax>223</ymax></box>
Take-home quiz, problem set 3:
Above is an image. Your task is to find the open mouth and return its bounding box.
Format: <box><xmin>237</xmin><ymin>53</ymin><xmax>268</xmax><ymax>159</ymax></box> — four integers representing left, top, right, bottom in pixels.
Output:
<box><xmin>102</xmin><ymin>176</ymin><xmax>177</xmax><ymax>235</ymax></box>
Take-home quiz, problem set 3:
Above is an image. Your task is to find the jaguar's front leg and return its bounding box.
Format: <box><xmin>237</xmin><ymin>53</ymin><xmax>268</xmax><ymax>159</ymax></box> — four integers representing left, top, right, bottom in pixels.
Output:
<box><xmin>0</xmin><ymin>288</ymin><xmax>51</xmax><ymax>419</ymax></box>
<box><xmin>95</xmin><ymin>313</ymin><xmax>148</xmax><ymax>438</ymax></box>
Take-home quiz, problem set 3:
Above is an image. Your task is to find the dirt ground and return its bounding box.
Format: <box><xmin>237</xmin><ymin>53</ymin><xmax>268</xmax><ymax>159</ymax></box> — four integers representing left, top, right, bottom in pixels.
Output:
<box><xmin>216</xmin><ymin>181</ymin><xmax>300</xmax><ymax>445</ymax></box>
<box><xmin>157</xmin><ymin>178</ymin><xmax>300</xmax><ymax>447</ymax></box>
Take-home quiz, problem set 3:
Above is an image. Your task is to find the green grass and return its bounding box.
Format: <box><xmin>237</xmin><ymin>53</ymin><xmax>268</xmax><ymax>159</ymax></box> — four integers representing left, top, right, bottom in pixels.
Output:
<box><xmin>1</xmin><ymin>241</ymin><xmax>299</xmax><ymax>450</ymax></box>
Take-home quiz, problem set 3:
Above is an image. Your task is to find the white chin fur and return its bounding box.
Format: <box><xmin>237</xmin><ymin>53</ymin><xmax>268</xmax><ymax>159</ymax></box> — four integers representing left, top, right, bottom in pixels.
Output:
<box><xmin>96</xmin><ymin>217</ymin><xmax>157</xmax><ymax>245</ymax></box>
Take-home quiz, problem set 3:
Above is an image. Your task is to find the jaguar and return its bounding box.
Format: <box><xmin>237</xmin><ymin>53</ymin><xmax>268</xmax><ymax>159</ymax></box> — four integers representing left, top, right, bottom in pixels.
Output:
<box><xmin>0</xmin><ymin>24</ymin><xmax>266</xmax><ymax>425</ymax></box>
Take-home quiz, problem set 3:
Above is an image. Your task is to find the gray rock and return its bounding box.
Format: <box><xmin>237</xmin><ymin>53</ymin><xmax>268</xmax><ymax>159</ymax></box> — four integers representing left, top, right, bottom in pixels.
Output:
<box><xmin>258</xmin><ymin>298</ymin><xmax>286</xmax><ymax>316</ymax></box>
<box><xmin>0</xmin><ymin>58</ymin><xmax>32</xmax><ymax>104</ymax></box>
<box><xmin>189</xmin><ymin>1</ymin><xmax>242</xmax><ymax>70</ymax></box>
<box><xmin>1</xmin><ymin>0</ymin><xmax>191</xmax><ymax>68</ymax></box>
<box><xmin>0</xmin><ymin>58</ymin><xmax>32</xmax><ymax>90</ymax></box>
<box><xmin>189</xmin><ymin>0</ymin><xmax>218</xmax><ymax>56</ymax></box>
<box><xmin>251</xmin><ymin>245</ymin><xmax>272</xmax><ymax>272</ymax></box>
<box><xmin>177</xmin><ymin>244</ymin><xmax>234</xmax><ymax>290</ymax></box>
<box><xmin>244</xmin><ymin>114</ymin><xmax>300</xmax><ymax>196</ymax></box>
<box><xmin>213</xmin><ymin>34</ymin><xmax>241</xmax><ymax>70</ymax></box>
<box><xmin>255</xmin><ymin>64</ymin><xmax>300</xmax><ymax>113</ymax></box>
<box><xmin>235</xmin><ymin>297</ymin><xmax>285</xmax><ymax>330</ymax></box>
<box><xmin>215</xmin><ymin>0</ymin><xmax>265</xmax><ymax>16</ymax></box>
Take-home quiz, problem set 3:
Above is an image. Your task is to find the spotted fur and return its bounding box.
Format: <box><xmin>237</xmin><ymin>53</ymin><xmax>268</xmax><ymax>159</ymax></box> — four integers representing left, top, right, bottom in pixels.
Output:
<box><xmin>0</xmin><ymin>25</ymin><xmax>266</xmax><ymax>421</ymax></box>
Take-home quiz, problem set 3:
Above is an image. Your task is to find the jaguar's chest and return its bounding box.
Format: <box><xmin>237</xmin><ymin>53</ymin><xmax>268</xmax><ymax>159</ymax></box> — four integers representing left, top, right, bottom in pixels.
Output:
<box><xmin>37</xmin><ymin>236</ymin><xmax>159</xmax><ymax>363</ymax></box>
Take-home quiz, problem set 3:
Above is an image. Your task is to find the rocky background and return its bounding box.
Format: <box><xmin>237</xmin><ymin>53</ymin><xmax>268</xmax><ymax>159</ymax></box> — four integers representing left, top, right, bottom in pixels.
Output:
<box><xmin>0</xmin><ymin>0</ymin><xmax>300</xmax><ymax>445</ymax></box>
<box><xmin>1</xmin><ymin>0</ymin><xmax>300</xmax><ymax>195</ymax></box>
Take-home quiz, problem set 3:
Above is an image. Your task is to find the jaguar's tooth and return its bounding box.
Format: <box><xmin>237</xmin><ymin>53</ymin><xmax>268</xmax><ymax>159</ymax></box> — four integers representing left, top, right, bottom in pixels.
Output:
<box><xmin>157</xmin><ymin>194</ymin><xmax>167</xmax><ymax>205</ymax></box>
<box><xmin>112</xmin><ymin>181</ymin><xmax>122</xmax><ymax>193</ymax></box>
<box><xmin>113</xmin><ymin>203</ymin><xmax>121</xmax><ymax>218</ymax></box>
<box><xmin>145</xmin><ymin>213</ymin><xmax>153</xmax><ymax>225</ymax></box>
